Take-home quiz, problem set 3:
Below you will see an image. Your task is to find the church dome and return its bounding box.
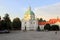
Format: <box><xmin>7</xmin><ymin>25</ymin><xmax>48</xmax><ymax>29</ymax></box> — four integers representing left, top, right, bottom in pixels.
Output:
<box><xmin>25</xmin><ymin>7</ymin><xmax>34</xmax><ymax>15</ymax></box>
<box><xmin>24</xmin><ymin>7</ymin><xmax>35</xmax><ymax>21</ymax></box>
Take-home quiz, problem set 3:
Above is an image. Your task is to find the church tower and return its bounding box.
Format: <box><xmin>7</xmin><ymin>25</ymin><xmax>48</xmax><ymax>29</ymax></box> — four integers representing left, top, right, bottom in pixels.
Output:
<box><xmin>22</xmin><ymin>7</ymin><xmax>38</xmax><ymax>30</ymax></box>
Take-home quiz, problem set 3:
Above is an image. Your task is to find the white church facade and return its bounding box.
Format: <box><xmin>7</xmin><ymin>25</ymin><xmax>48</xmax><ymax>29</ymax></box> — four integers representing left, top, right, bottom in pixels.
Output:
<box><xmin>21</xmin><ymin>7</ymin><xmax>38</xmax><ymax>30</ymax></box>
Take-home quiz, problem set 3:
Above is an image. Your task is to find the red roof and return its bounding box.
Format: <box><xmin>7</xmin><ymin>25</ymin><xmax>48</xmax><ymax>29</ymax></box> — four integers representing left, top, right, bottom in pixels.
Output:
<box><xmin>49</xmin><ymin>19</ymin><xmax>60</xmax><ymax>24</ymax></box>
<box><xmin>38</xmin><ymin>18</ymin><xmax>60</xmax><ymax>25</ymax></box>
<box><xmin>38</xmin><ymin>22</ymin><xmax>47</xmax><ymax>25</ymax></box>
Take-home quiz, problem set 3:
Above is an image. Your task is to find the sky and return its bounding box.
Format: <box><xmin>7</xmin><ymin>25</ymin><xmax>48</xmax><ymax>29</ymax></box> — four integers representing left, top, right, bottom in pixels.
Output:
<box><xmin>0</xmin><ymin>0</ymin><xmax>60</xmax><ymax>21</ymax></box>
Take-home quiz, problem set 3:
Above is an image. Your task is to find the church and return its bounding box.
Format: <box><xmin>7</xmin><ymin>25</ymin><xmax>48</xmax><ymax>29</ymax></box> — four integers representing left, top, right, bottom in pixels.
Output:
<box><xmin>21</xmin><ymin>7</ymin><xmax>38</xmax><ymax>30</ymax></box>
<box><xmin>21</xmin><ymin>7</ymin><xmax>60</xmax><ymax>31</ymax></box>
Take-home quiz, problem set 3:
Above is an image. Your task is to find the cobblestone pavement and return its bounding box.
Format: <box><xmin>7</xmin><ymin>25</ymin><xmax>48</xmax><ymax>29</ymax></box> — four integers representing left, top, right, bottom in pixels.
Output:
<box><xmin>0</xmin><ymin>31</ymin><xmax>60</xmax><ymax>40</ymax></box>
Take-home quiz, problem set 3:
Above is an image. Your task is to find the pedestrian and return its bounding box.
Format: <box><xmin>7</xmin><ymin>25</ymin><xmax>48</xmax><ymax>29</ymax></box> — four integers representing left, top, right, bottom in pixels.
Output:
<box><xmin>55</xmin><ymin>31</ymin><xmax>57</xmax><ymax>34</ymax></box>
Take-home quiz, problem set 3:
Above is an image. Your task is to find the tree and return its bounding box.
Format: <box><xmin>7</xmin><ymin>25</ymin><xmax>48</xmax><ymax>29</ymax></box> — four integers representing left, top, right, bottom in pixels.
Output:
<box><xmin>1</xmin><ymin>20</ymin><xmax>7</xmax><ymax>30</ymax></box>
<box><xmin>12</xmin><ymin>17</ymin><xmax>21</xmax><ymax>30</ymax></box>
<box><xmin>0</xmin><ymin>16</ymin><xmax>2</xmax><ymax>30</ymax></box>
<box><xmin>37</xmin><ymin>26</ymin><xmax>40</xmax><ymax>31</ymax></box>
<box><xmin>39</xmin><ymin>18</ymin><xmax>46</xmax><ymax>22</ymax></box>
<box><xmin>0</xmin><ymin>22</ymin><xmax>1</xmax><ymax>30</ymax></box>
<box><xmin>39</xmin><ymin>18</ymin><xmax>43</xmax><ymax>22</ymax></box>
<box><xmin>3</xmin><ymin>13</ymin><xmax>12</xmax><ymax>30</ymax></box>
<box><xmin>51</xmin><ymin>25</ymin><xmax>59</xmax><ymax>31</ymax></box>
<box><xmin>43</xmin><ymin>20</ymin><xmax>46</xmax><ymax>22</ymax></box>
<box><xmin>44</xmin><ymin>24</ymin><xmax>51</xmax><ymax>31</ymax></box>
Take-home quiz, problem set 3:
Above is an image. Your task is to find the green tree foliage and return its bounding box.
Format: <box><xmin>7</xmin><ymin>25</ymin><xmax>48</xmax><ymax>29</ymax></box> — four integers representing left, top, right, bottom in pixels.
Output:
<box><xmin>1</xmin><ymin>20</ymin><xmax>8</xmax><ymax>30</ymax></box>
<box><xmin>44</xmin><ymin>24</ymin><xmax>51</xmax><ymax>31</ymax></box>
<box><xmin>51</xmin><ymin>25</ymin><xmax>59</xmax><ymax>31</ymax></box>
<box><xmin>3</xmin><ymin>13</ymin><xmax>12</xmax><ymax>30</ymax></box>
<box><xmin>12</xmin><ymin>17</ymin><xmax>21</xmax><ymax>30</ymax></box>
<box><xmin>39</xmin><ymin>18</ymin><xmax>43</xmax><ymax>22</ymax></box>
<box><xmin>0</xmin><ymin>23</ymin><xmax>1</xmax><ymax>30</ymax></box>
<box><xmin>39</xmin><ymin>18</ymin><xmax>46</xmax><ymax>22</ymax></box>
<box><xmin>37</xmin><ymin>26</ymin><xmax>40</xmax><ymax>31</ymax></box>
<box><xmin>0</xmin><ymin>18</ymin><xmax>2</xmax><ymax>30</ymax></box>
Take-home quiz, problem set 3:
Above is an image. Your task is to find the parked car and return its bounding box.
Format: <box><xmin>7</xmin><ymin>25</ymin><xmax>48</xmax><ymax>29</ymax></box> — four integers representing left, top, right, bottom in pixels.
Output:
<box><xmin>0</xmin><ymin>30</ymin><xmax>10</xmax><ymax>33</ymax></box>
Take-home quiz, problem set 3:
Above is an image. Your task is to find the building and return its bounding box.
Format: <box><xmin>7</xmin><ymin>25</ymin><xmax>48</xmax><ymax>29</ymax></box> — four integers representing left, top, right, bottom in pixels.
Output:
<box><xmin>21</xmin><ymin>7</ymin><xmax>60</xmax><ymax>31</ymax></box>
<box><xmin>21</xmin><ymin>7</ymin><xmax>38</xmax><ymax>30</ymax></box>
<box><xmin>38</xmin><ymin>22</ymin><xmax>46</xmax><ymax>30</ymax></box>
<box><xmin>38</xmin><ymin>18</ymin><xmax>60</xmax><ymax>30</ymax></box>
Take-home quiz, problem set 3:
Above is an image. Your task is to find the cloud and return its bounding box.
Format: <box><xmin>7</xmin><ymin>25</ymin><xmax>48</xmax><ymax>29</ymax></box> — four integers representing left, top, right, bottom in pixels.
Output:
<box><xmin>33</xmin><ymin>3</ymin><xmax>60</xmax><ymax>21</ymax></box>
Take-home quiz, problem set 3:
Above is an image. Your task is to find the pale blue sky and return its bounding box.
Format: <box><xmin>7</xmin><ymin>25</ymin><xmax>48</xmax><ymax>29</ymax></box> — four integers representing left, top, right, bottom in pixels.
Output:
<box><xmin>0</xmin><ymin>0</ymin><xmax>60</xmax><ymax>20</ymax></box>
